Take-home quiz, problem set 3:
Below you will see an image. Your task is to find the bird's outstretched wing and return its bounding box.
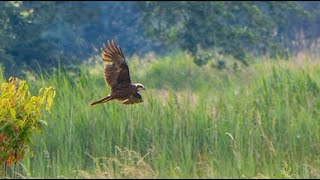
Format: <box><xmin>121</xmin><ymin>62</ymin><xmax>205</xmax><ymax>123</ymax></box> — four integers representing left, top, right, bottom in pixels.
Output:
<box><xmin>122</xmin><ymin>93</ymin><xmax>143</xmax><ymax>105</ymax></box>
<box><xmin>101</xmin><ymin>40</ymin><xmax>131</xmax><ymax>91</ymax></box>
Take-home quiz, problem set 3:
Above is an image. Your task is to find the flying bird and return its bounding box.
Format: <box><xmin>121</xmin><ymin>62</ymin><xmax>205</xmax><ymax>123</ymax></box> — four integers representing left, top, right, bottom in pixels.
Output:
<box><xmin>90</xmin><ymin>40</ymin><xmax>145</xmax><ymax>106</ymax></box>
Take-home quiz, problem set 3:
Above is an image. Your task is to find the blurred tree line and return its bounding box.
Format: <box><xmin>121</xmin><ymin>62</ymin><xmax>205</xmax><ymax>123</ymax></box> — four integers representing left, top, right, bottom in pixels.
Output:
<box><xmin>140</xmin><ymin>1</ymin><xmax>320</xmax><ymax>66</ymax></box>
<box><xmin>0</xmin><ymin>1</ymin><xmax>164</xmax><ymax>76</ymax></box>
<box><xmin>1</xmin><ymin>1</ymin><xmax>320</xmax><ymax>75</ymax></box>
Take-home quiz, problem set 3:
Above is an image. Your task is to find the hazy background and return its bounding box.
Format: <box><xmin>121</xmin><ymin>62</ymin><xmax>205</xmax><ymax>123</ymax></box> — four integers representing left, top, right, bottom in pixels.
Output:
<box><xmin>1</xmin><ymin>1</ymin><xmax>320</xmax><ymax>75</ymax></box>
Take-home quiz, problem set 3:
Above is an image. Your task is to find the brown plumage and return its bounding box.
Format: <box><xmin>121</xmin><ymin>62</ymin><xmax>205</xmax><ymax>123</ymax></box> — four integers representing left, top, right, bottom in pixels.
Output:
<box><xmin>90</xmin><ymin>40</ymin><xmax>145</xmax><ymax>106</ymax></box>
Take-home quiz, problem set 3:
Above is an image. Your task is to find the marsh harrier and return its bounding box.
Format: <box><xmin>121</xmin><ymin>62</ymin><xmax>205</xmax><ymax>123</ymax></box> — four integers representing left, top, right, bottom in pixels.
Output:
<box><xmin>90</xmin><ymin>40</ymin><xmax>145</xmax><ymax>106</ymax></box>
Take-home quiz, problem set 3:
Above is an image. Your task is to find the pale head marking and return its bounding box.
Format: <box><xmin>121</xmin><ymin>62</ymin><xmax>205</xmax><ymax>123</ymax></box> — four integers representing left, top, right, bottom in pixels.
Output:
<box><xmin>134</xmin><ymin>83</ymin><xmax>145</xmax><ymax>91</ymax></box>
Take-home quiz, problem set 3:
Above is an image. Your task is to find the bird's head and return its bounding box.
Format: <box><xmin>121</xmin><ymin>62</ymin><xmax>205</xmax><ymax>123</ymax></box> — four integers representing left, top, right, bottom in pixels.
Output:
<box><xmin>134</xmin><ymin>83</ymin><xmax>145</xmax><ymax>91</ymax></box>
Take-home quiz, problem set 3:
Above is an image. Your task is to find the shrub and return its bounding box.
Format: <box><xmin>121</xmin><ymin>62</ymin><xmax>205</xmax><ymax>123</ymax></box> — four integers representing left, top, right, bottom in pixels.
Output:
<box><xmin>0</xmin><ymin>77</ymin><xmax>55</xmax><ymax>177</ymax></box>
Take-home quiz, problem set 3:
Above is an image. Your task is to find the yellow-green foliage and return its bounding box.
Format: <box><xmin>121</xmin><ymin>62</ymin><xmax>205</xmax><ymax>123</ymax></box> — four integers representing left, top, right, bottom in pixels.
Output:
<box><xmin>0</xmin><ymin>77</ymin><xmax>55</xmax><ymax>168</ymax></box>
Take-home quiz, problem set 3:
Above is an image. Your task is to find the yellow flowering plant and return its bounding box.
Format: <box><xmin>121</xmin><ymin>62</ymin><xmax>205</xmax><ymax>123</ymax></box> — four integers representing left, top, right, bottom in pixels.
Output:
<box><xmin>0</xmin><ymin>77</ymin><xmax>55</xmax><ymax>171</ymax></box>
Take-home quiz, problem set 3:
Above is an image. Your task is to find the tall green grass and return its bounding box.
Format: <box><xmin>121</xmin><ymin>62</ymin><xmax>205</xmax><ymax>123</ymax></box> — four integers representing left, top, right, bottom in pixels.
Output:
<box><xmin>2</xmin><ymin>53</ymin><xmax>320</xmax><ymax>178</ymax></box>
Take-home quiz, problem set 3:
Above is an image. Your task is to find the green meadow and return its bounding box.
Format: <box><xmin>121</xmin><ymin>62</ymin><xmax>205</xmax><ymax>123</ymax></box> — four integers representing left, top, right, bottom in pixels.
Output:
<box><xmin>1</xmin><ymin>52</ymin><xmax>320</xmax><ymax>178</ymax></box>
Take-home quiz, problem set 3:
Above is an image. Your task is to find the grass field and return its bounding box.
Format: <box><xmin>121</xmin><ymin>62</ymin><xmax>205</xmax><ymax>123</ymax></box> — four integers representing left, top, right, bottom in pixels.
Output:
<box><xmin>1</xmin><ymin>52</ymin><xmax>320</xmax><ymax>178</ymax></box>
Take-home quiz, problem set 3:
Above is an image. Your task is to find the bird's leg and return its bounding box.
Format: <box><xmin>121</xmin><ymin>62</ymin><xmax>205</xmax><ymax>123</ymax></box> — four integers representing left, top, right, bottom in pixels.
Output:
<box><xmin>122</xmin><ymin>94</ymin><xmax>143</xmax><ymax>105</ymax></box>
<box><xmin>122</xmin><ymin>98</ymin><xmax>130</xmax><ymax>105</ymax></box>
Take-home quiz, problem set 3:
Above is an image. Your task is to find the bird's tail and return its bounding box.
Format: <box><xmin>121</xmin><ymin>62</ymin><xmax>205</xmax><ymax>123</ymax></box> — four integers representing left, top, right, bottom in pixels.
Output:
<box><xmin>90</xmin><ymin>95</ymin><xmax>112</xmax><ymax>106</ymax></box>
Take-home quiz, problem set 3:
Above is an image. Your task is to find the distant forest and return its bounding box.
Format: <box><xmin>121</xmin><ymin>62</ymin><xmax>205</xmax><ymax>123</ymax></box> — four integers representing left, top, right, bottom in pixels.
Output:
<box><xmin>1</xmin><ymin>1</ymin><xmax>320</xmax><ymax>74</ymax></box>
